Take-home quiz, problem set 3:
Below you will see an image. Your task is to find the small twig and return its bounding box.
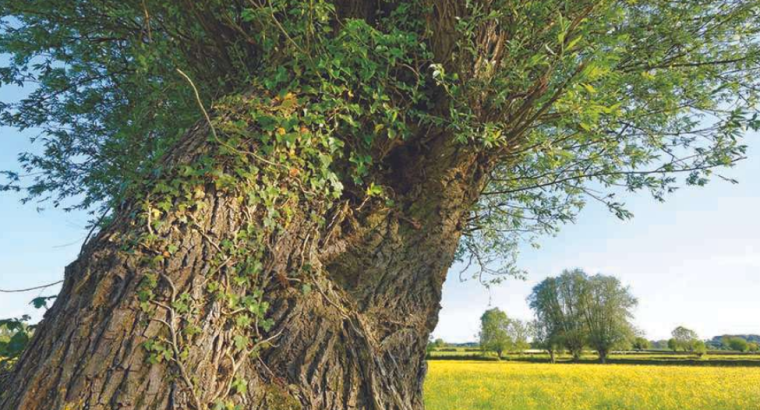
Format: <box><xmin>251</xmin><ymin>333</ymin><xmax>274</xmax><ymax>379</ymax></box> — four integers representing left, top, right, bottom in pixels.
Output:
<box><xmin>141</xmin><ymin>0</ymin><xmax>153</xmax><ymax>42</ymax></box>
<box><xmin>193</xmin><ymin>225</ymin><xmax>224</xmax><ymax>254</ymax></box>
<box><xmin>177</xmin><ymin>68</ymin><xmax>295</xmax><ymax>173</ymax></box>
<box><xmin>309</xmin><ymin>273</ymin><xmax>349</xmax><ymax>318</ymax></box>
<box><xmin>0</xmin><ymin>280</ymin><xmax>63</xmax><ymax>293</ymax></box>
<box><xmin>146</xmin><ymin>200</ymin><xmax>155</xmax><ymax>236</ymax></box>
<box><xmin>202</xmin><ymin>255</ymin><xmax>235</xmax><ymax>287</ymax></box>
<box><xmin>177</xmin><ymin>68</ymin><xmax>219</xmax><ymax>142</ymax></box>
<box><xmin>254</xmin><ymin>328</ymin><xmax>285</xmax><ymax>348</ymax></box>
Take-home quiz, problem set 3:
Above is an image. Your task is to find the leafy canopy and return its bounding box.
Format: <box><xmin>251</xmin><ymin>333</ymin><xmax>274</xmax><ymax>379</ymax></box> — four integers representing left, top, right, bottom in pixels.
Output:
<box><xmin>727</xmin><ymin>336</ymin><xmax>750</xmax><ymax>352</ymax></box>
<box><xmin>528</xmin><ymin>269</ymin><xmax>590</xmax><ymax>358</ymax></box>
<box><xmin>2</xmin><ymin>0</ymin><xmax>759</xmax><ymax>278</ymax></box>
<box><xmin>632</xmin><ymin>336</ymin><xmax>650</xmax><ymax>351</ymax></box>
<box><xmin>479</xmin><ymin>307</ymin><xmax>528</xmax><ymax>357</ymax></box>
<box><xmin>528</xmin><ymin>268</ymin><xmax>638</xmax><ymax>361</ymax></box>
<box><xmin>581</xmin><ymin>274</ymin><xmax>638</xmax><ymax>359</ymax></box>
<box><xmin>671</xmin><ymin>326</ymin><xmax>700</xmax><ymax>351</ymax></box>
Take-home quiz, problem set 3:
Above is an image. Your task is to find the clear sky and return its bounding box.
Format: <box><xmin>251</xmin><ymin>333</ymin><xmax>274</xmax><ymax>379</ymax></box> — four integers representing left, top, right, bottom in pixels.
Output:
<box><xmin>1</xmin><ymin>65</ymin><xmax>758</xmax><ymax>342</ymax></box>
<box><xmin>435</xmin><ymin>133</ymin><xmax>760</xmax><ymax>343</ymax></box>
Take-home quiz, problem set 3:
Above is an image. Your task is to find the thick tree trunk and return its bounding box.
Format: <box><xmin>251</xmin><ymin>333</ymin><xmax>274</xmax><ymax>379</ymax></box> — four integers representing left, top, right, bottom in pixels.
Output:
<box><xmin>0</xmin><ymin>121</ymin><xmax>486</xmax><ymax>410</ymax></box>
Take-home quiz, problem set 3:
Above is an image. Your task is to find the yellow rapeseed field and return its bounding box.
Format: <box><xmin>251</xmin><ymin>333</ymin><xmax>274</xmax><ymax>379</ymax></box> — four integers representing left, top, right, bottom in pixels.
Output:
<box><xmin>424</xmin><ymin>361</ymin><xmax>760</xmax><ymax>410</ymax></box>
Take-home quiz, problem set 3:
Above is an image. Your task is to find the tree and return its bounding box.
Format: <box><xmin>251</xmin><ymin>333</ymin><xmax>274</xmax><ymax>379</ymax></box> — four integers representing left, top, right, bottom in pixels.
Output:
<box><xmin>528</xmin><ymin>270</ymin><xmax>590</xmax><ymax>361</ymax></box>
<box><xmin>668</xmin><ymin>338</ymin><xmax>678</xmax><ymax>352</ymax></box>
<box><xmin>581</xmin><ymin>274</ymin><xmax>638</xmax><ymax>363</ymax></box>
<box><xmin>506</xmin><ymin>318</ymin><xmax>531</xmax><ymax>354</ymax></box>
<box><xmin>432</xmin><ymin>338</ymin><xmax>447</xmax><ymax>349</ymax></box>
<box><xmin>672</xmin><ymin>326</ymin><xmax>700</xmax><ymax>352</ymax></box>
<box><xmin>426</xmin><ymin>338</ymin><xmax>446</xmax><ymax>355</ymax></box>
<box><xmin>748</xmin><ymin>342</ymin><xmax>759</xmax><ymax>353</ymax></box>
<box><xmin>693</xmin><ymin>340</ymin><xmax>708</xmax><ymax>358</ymax></box>
<box><xmin>632</xmin><ymin>337</ymin><xmax>651</xmax><ymax>351</ymax></box>
<box><xmin>728</xmin><ymin>337</ymin><xmax>750</xmax><ymax>352</ymax></box>
<box><xmin>721</xmin><ymin>336</ymin><xmax>732</xmax><ymax>350</ymax></box>
<box><xmin>530</xmin><ymin>319</ymin><xmax>561</xmax><ymax>363</ymax></box>
<box><xmin>479</xmin><ymin>308</ymin><xmax>513</xmax><ymax>359</ymax></box>
<box><xmin>716</xmin><ymin>334</ymin><xmax>760</xmax><ymax>349</ymax></box>
<box><xmin>2</xmin><ymin>0</ymin><xmax>759</xmax><ymax>408</ymax></box>
<box><xmin>651</xmin><ymin>340</ymin><xmax>669</xmax><ymax>350</ymax></box>
<box><xmin>529</xmin><ymin>269</ymin><xmax>638</xmax><ymax>363</ymax></box>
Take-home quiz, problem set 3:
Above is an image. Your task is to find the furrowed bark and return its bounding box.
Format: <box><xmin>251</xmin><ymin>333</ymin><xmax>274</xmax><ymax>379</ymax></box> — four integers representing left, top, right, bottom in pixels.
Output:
<box><xmin>0</xmin><ymin>121</ymin><xmax>489</xmax><ymax>410</ymax></box>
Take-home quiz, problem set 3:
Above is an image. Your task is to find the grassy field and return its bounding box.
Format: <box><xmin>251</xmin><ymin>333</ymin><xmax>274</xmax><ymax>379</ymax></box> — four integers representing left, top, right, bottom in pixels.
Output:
<box><xmin>424</xmin><ymin>361</ymin><xmax>760</xmax><ymax>410</ymax></box>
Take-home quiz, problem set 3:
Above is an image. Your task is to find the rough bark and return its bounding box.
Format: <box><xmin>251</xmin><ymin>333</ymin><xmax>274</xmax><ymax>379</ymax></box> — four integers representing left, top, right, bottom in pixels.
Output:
<box><xmin>0</xmin><ymin>121</ymin><xmax>488</xmax><ymax>410</ymax></box>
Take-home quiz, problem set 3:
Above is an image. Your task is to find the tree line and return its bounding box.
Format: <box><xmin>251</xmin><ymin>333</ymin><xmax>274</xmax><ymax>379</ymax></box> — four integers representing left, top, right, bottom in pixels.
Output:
<box><xmin>459</xmin><ymin>269</ymin><xmax>759</xmax><ymax>363</ymax></box>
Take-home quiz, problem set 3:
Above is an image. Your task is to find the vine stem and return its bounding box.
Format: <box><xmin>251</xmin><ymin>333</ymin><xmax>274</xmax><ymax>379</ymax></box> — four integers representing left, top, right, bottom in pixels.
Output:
<box><xmin>175</xmin><ymin>67</ymin><xmax>317</xmax><ymax>198</ymax></box>
<box><xmin>149</xmin><ymin>274</ymin><xmax>205</xmax><ymax>410</ymax></box>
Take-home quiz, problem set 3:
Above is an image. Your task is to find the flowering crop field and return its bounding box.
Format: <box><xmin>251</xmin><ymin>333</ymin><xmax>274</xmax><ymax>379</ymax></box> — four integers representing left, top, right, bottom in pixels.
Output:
<box><xmin>424</xmin><ymin>361</ymin><xmax>760</xmax><ymax>410</ymax></box>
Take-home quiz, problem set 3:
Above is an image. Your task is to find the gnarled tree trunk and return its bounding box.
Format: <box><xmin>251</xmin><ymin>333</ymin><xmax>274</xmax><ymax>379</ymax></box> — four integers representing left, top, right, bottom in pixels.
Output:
<box><xmin>0</xmin><ymin>121</ymin><xmax>488</xmax><ymax>410</ymax></box>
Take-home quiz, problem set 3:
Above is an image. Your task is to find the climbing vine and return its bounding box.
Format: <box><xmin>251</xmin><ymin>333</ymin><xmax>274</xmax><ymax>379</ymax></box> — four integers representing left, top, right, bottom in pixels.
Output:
<box><xmin>115</xmin><ymin>3</ymin><xmax>435</xmax><ymax>407</ymax></box>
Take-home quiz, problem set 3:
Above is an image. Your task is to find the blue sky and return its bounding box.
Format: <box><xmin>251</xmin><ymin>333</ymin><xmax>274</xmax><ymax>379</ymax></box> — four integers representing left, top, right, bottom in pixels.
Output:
<box><xmin>1</xmin><ymin>70</ymin><xmax>758</xmax><ymax>343</ymax></box>
<box><xmin>436</xmin><ymin>133</ymin><xmax>760</xmax><ymax>342</ymax></box>
<box><xmin>0</xmin><ymin>125</ymin><xmax>88</xmax><ymax>321</ymax></box>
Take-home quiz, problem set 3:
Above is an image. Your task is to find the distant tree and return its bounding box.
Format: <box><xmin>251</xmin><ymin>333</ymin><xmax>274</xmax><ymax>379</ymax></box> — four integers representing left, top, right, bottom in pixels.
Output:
<box><xmin>425</xmin><ymin>342</ymin><xmax>435</xmax><ymax>356</ymax></box>
<box><xmin>721</xmin><ymin>336</ymin><xmax>732</xmax><ymax>350</ymax></box>
<box><xmin>425</xmin><ymin>337</ymin><xmax>448</xmax><ymax>356</ymax></box>
<box><xmin>748</xmin><ymin>342</ymin><xmax>759</xmax><ymax>353</ymax></box>
<box><xmin>581</xmin><ymin>275</ymin><xmax>638</xmax><ymax>363</ymax></box>
<box><xmin>632</xmin><ymin>337</ymin><xmax>651</xmax><ymax>351</ymax></box>
<box><xmin>672</xmin><ymin>326</ymin><xmax>699</xmax><ymax>352</ymax></box>
<box><xmin>506</xmin><ymin>319</ymin><xmax>531</xmax><ymax>354</ymax></box>
<box><xmin>705</xmin><ymin>339</ymin><xmax>722</xmax><ymax>350</ymax></box>
<box><xmin>717</xmin><ymin>335</ymin><xmax>760</xmax><ymax>351</ymax></box>
<box><xmin>529</xmin><ymin>269</ymin><xmax>638</xmax><ymax>363</ymax></box>
<box><xmin>652</xmin><ymin>340</ymin><xmax>669</xmax><ymax>350</ymax></box>
<box><xmin>479</xmin><ymin>308</ymin><xmax>513</xmax><ymax>359</ymax></box>
<box><xmin>528</xmin><ymin>269</ymin><xmax>590</xmax><ymax>361</ymax></box>
<box><xmin>728</xmin><ymin>337</ymin><xmax>749</xmax><ymax>352</ymax></box>
<box><xmin>693</xmin><ymin>340</ymin><xmax>708</xmax><ymax>358</ymax></box>
<box><xmin>667</xmin><ymin>338</ymin><xmax>678</xmax><ymax>352</ymax></box>
<box><xmin>530</xmin><ymin>319</ymin><xmax>561</xmax><ymax>363</ymax></box>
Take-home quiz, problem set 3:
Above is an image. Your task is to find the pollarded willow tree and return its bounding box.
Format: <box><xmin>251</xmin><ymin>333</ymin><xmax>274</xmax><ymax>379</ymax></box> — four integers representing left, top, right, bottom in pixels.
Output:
<box><xmin>529</xmin><ymin>270</ymin><xmax>638</xmax><ymax>363</ymax></box>
<box><xmin>1</xmin><ymin>0</ymin><xmax>759</xmax><ymax>409</ymax></box>
<box><xmin>528</xmin><ymin>269</ymin><xmax>589</xmax><ymax>360</ymax></box>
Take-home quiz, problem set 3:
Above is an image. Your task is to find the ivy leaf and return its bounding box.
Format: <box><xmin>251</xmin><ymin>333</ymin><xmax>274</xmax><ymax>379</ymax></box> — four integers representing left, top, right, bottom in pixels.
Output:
<box><xmin>30</xmin><ymin>295</ymin><xmax>57</xmax><ymax>309</ymax></box>
<box><xmin>233</xmin><ymin>335</ymin><xmax>249</xmax><ymax>351</ymax></box>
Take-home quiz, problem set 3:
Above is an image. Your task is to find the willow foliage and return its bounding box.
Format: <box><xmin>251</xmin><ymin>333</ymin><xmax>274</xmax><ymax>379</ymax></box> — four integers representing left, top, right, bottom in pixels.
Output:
<box><xmin>2</xmin><ymin>0</ymin><xmax>759</xmax><ymax>280</ymax></box>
